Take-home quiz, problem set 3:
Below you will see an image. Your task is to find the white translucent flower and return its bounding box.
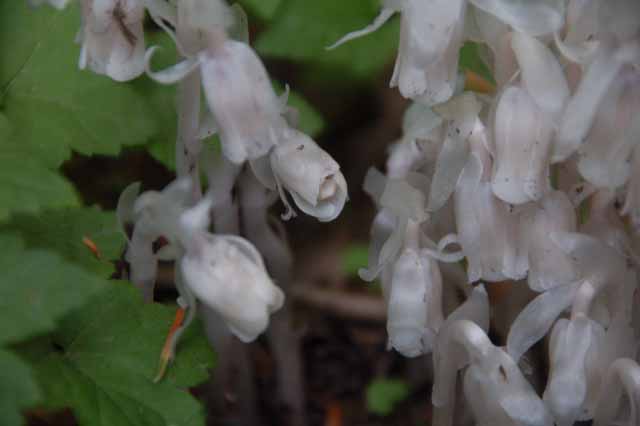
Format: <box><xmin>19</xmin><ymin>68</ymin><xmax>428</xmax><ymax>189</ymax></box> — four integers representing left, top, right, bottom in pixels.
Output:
<box><xmin>359</xmin><ymin>168</ymin><xmax>429</xmax><ymax>281</ymax></box>
<box><xmin>130</xmin><ymin>178</ymin><xmax>196</xmax><ymax>250</ymax></box>
<box><xmin>469</xmin><ymin>0</ymin><xmax>565</xmax><ymax>36</ymax></box>
<box><xmin>180</xmin><ymin>232</ymin><xmax>284</xmax><ymax>342</ymax></box>
<box><xmin>385</xmin><ymin>221</ymin><xmax>444</xmax><ymax>357</ymax></box>
<box><xmin>328</xmin><ymin>0</ymin><xmax>467</xmax><ymax>104</ymax></box>
<box><xmin>521</xmin><ymin>191</ymin><xmax>578</xmax><ymax>292</ymax></box>
<box><xmin>576</xmin><ymin>67</ymin><xmax>640</xmax><ymax>189</ymax></box>
<box><xmin>491</xmin><ymin>86</ymin><xmax>553</xmax><ymax>205</ymax></box>
<box><xmin>581</xmin><ymin>190</ymin><xmax>634</xmax><ymax>257</ymax></box>
<box><xmin>592</xmin><ymin>358</ymin><xmax>640</xmax><ymax>426</ymax></box>
<box><xmin>434</xmin><ymin>319</ymin><xmax>553</xmax><ymax>426</ymax></box>
<box><xmin>507</xmin><ymin>231</ymin><xmax>632</xmax><ymax>362</ymax></box>
<box><xmin>401</xmin><ymin>102</ymin><xmax>444</xmax><ymax>145</ymax></box>
<box><xmin>554</xmin><ymin>0</ymin><xmax>601</xmax><ymax>64</ymax></box>
<box><xmin>268</xmin><ymin>128</ymin><xmax>348</xmax><ymax>222</ymax></box>
<box><xmin>428</xmin><ymin>93</ymin><xmax>482</xmax><ymax>212</ymax></box>
<box><xmin>432</xmin><ymin>286</ymin><xmax>490</xmax><ymax>419</ymax></box>
<box><xmin>554</xmin><ymin>41</ymin><xmax>640</xmax><ymax>162</ymax></box>
<box><xmin>543</xmin><ymin>315</ymin><xmax>594</xmax><ymax>426</ymax></box>
<box><xmin>146</xmin><ymin>37</ymin><xmax>286</xmax><ymax>164</ymax></box>
<box><xmin>116</xmin><ymin>178</ymin><xmax>197</xmax><ymax>301</ymax></box>
<box><xmin>78</xmin><ymin>0</ymin><xmax>146</xmax><ymax>81</ymax></box>
<box><xmin>451</xmin><ymin>120</ymin><xmax>522</xmax><ymax>282</ymax></box>
<box><xmin>510</xmin><ymin>31</ymin><xmax>570</xmax><ymax>118</ymax></box>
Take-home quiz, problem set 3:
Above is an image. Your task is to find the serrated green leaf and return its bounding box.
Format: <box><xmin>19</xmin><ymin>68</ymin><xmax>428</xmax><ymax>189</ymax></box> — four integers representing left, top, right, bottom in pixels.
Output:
<box><xmin>238</xmin><ymin>0</ymin><xmax>282</xmax><ymax>20</ymax></box>
<box><xmin>0</xmin><ymin>206</ymin><xmax>124</xmax><ymax>276</ymax></box>
<box><xmin>0</xmin><ymin>349</ymin><xmax>42</xmax><ymax>426</ymax></box>
<box><xmin>0</xmin><ymin>233</ymin><xmax>108</xmax><ymax>345</ymax></box>
<box><xmin>255</xmin><ymin>0</ymin><xmax>399</xmax><ymax>80</ymax></box>
<box><xmin>366</xmin><ymin>378</ymin><xmax>409</xmax><ymax>416</ymax></box>
<box><xmin>22</xmin><ymin>283</ymin><xmax>213</xmax><ymax>426</ymax></box>
<box><xmin>0</xmin><ymin>2</ymin><xmax>157</xmax><ymax>168</ymax></box>
<box><xmin>0</xmin><ymin>149</ymin><xmax>79</xmax><ymax>222</ymax></box>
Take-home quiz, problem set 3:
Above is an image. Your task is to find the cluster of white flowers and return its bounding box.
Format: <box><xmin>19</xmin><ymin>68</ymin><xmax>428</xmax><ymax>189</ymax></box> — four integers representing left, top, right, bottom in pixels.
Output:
<box><xmin>33</xmin><ymin>0</ymin><xmax>347</xmax><ymax>359</ymax></box>
<box><xmin>332</xmin><ymin>0</ymin><xmax>640</xmax><ymax>425</ymax></box>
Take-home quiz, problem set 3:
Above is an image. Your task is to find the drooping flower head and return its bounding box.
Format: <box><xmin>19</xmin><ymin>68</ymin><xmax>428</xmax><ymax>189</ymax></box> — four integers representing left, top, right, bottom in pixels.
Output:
<box><xmin>78</xmin><ymin>0</ymin><xmax>146</xmax><ymax>81</ymax></box>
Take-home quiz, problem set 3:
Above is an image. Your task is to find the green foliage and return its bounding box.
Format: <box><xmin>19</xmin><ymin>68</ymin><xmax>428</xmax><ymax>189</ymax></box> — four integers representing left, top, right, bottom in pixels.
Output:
<box><xmin>0</xmin><ymin>2</ymin><xmax>157</xmax><ymax>168</ymax></box>
<box><xmin>238</xmin><ymin>0</ymin><xmax>282</xmax><ymax>20</ymax></box>
<box><xmin>21</xmin><ymin>283</ymin><xmax>213</xmax><ymax>426</ymax></box>
<box><xmin>0</xmin><ymin>233</ymin><xmax>109</xmax><ymax>345</ymax></box>
<box><xmin>256</xmin><ymin>0</ymin><xmax>399</xmax><ymax>80</ymax></box>
<box><xmin>0</xmin><ymin>145</ymin><xmax>79</xmax><ymax>221</ymax></box>
<box><xmin>0</xmin><ymin>207</ymin><xmax>213</xmax><ymax>425</ymax></box>
<box><xmin>459</xmin><ymin>42</ymin><xmax>495</xmax><ymax>83</ymax></box>
<box><xmin>0</xmin><ymin>349</ymin><xmax>42</xmax><ymax>426</ymax></box>
<box><xmin>0</xmin><ymin>206</ymin><xmax>125</xmax><ymax>275</ymax></box>
<box><xmin>366</xmin><ymin>378</ymin><xmax>410</xmax><ymax>416</ymax></box>
<box><xmin>342</xmin><ymin>243</ymin><xmax>370</xmax><ymax>276</ymax></box>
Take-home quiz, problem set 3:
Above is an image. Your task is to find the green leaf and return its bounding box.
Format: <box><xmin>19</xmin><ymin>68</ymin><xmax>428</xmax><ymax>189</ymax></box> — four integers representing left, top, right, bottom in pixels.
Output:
<box><xmin>0</xmin><ymin>2</ymin><xmax>157</xmax><ymax>168</ymax></box>
<box><xmin>342</xmin><ymin>243</ymin><xmax>369</xmax><ymax>276</ymax></box>
<box><xmin>0</xmin><ymin>233</ymin><xmax>108</xmax><ymax>345</ymax></box>
<box><xmin>0</xmin><ymin>148</ymin><xmax>79</xmax><ymax>222</ymax></box>
<box><xmin>22</xmin><ymin>283</ymin><xmax>214</xmax><ymax>426</ymax></box>
<box><xmin>0</xmin><ymin>349</ymin><xmax>42</xmax><ymax>426</ymax></box>
<box><xmin>0</xmin><ymin>206</ymin><xmax>125</xmax><ymax>276</ymax></box>
<box><xmin>459</xmin><ymin>42</ymin><xmax>495</xmax><ymax>84</ymax></box>
<box><xmin>238</xmin><ymin>0</ymin><xmax>282</xmax><ymax>20</ymax></box>
<box><xmin>255</xmin><ymin>0</ymin><xmax>399</xmax><ymax>80</ymax></box>
<box><xmin>366</xmin><ymin>378</ymin><xmax>410</xmax><ymax>416</ymax></box>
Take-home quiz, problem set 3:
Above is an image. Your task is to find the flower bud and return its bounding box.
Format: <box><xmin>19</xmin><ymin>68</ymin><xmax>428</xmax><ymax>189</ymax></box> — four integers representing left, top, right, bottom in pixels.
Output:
<box><xmin>386</xmin><ymin>245</ymin><xmax>443</xmax><ymax>357</ymax></box>
<box><xmin>180</xmin><ymin>233</ymin><xmax>284</xmax><ymax>342</ymax></box>
<box><xmin>270</xmin><ymin>129</ymin><xmax>347</xmax><ymax>222</ymax></box>
<box><xmin>78</xmin><ymin>0</ymin><xmax>146</xmax><ymax>81</ymax></box>
<box><xmin>491</xmin><ymin>86</ymin><xmax>552</xmax><ymax>205</ymax></box>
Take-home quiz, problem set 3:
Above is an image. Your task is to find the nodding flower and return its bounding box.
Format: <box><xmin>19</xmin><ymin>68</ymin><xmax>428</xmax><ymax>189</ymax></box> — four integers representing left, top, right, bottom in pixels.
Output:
<box><xmin>328</xmin><ymin>0</ymin><xmax>468</xmax><ymax>105</ymax></box>
<box><xmin>77</xmin><ymin>0</ymin><xmax>146</xmax><ymax>81</ymax></box>
<box><xmin>179</xmin><ymin>226</ymin><xmax>284</xmax><ymax>343</ymax></box>
<box><xmin>521</xmin><ymin>191</ymin><xmax>578</xmax><ymax>292</ymax></box>
<box><xmin>592</xmin><ymin>358</ymin><xmax>640</xmax><ymax>426</ymax></box>
<box><xmin>434</xmin><ymin>318</ymin><xmax>553</xmax><ymax>426</ymax></box>
<box><xmin>490</xmin><ymin>86</ymin><xmax>553</xmax><ymax>205</ymax></box>
<box><xmin>146</xmin><ymin>36</ymin><xmax>286</xmax><ymax>164</ymax></box>
<box><xmin>145</xmin><ymin>0</ymin><xmax>286</xmax><ymax>164</ymax></box>
<box><xmin>384</xmin><ymin>220</ymin><xmax>444</xmax><ymax>357</ymax></box>
<box><xmin>116</xmin><ymin>178</ymin><xmax>196</xmax><ymax>301</ymax></box>
<box><xmin>447</xmin><ymin>118</ymin><xmax>524</xmax><ymax>283</ymax></box>
<box><xmin>268</xmin><ymin>128</ymin><xmax>348</xmax><ymax>222</ymax></box>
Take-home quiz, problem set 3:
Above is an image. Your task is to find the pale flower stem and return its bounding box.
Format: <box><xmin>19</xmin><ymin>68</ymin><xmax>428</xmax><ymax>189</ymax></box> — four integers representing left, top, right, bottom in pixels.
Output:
<box><xmin>202</xmin><ymin>305</ymin><xmax>261</xmax><ymax>426</ymax></box>
<box><xmin>175</xmin><ymin>67</ymin><xmax>202</xmax><ymax>202</ymax></box>
<box><xmin>239</xmin><ymin>170</ymin><xmax>307</xmax><ymax>426</ymax></box>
